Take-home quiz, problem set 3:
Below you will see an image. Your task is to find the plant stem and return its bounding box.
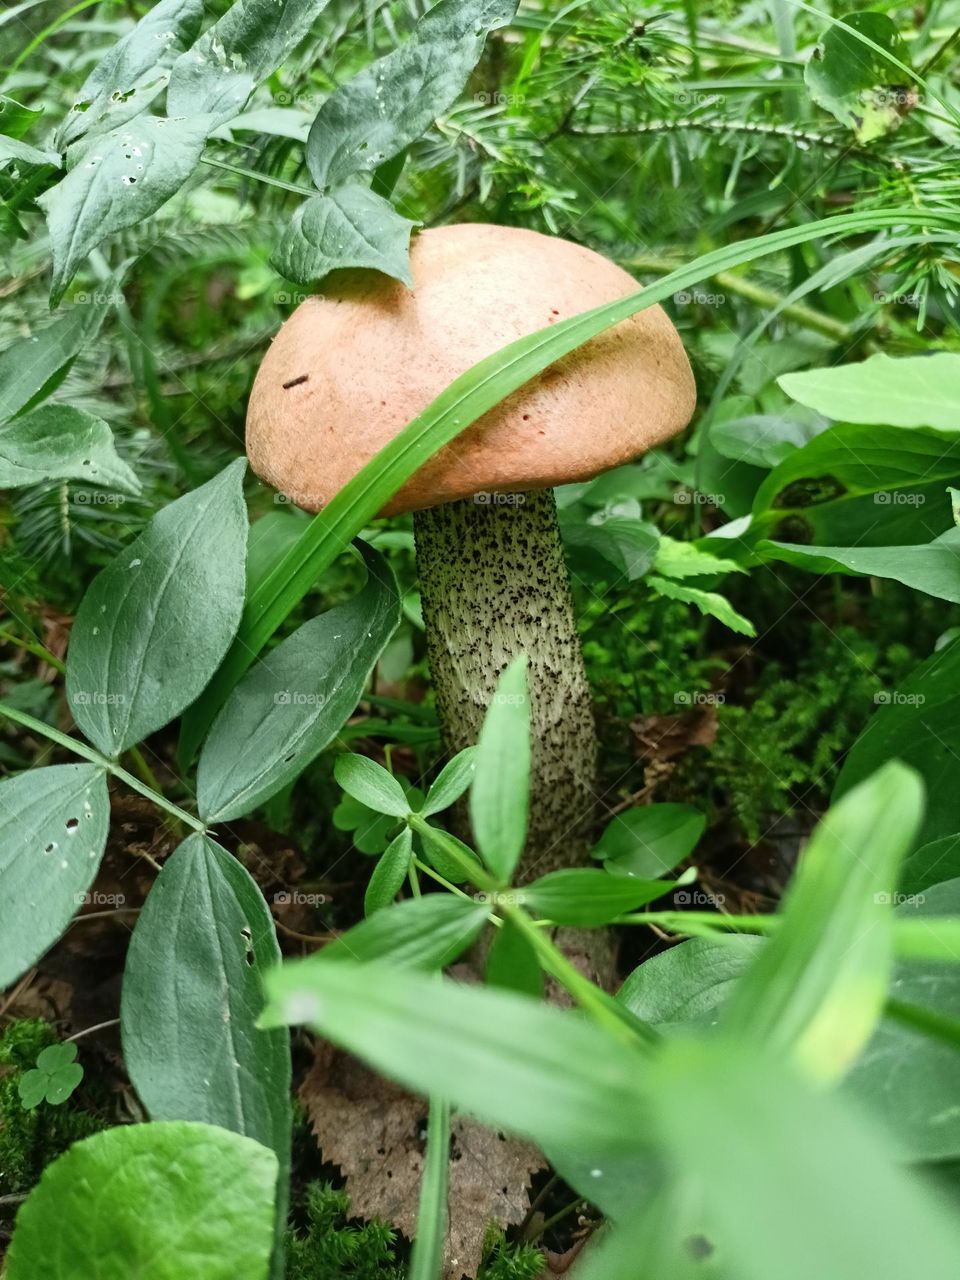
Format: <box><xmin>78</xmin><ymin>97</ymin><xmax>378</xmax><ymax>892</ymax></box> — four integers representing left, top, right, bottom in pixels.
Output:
<box><xmin>0</xmin><ymin>702</ymin><xmax>205</xmax><ymax>834</ymax></box>
<box><xmin>407</xmin><ymin>814</ymin><xmax>499</xmax><ymax>892</ymax></box>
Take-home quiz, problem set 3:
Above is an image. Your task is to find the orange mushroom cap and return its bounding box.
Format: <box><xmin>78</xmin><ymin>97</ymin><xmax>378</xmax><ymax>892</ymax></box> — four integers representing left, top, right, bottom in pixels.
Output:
<box><xmin>246</xmin><ymin>223</ymin><xmax>696</xmax><ymax>516</ymax></box>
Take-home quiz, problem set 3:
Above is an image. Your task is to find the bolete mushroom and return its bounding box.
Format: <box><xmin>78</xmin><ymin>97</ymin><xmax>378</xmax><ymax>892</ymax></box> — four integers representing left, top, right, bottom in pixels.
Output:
<box><xmin>247</xmin><ymin>223</ymin><xmax>695</xmax><ymax>878</ymax></box>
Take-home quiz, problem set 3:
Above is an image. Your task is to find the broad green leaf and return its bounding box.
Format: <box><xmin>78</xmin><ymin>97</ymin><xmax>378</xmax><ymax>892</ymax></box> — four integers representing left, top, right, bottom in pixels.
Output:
<box><xmin>486</xmin><ymin>917</ymin><xmax>543</xmax><ymax>998</ymax></box>
<box><xmin>846</xmin><ymin>879</ymin><xmax>960</xmax><ymax>1160</ymax></box>
<box><xmin>4</xmin><ymin>1122</ymin><xmax>277</xmax><ymax>1280</ymax></box>
<box><xmin>558</xmin><ymin>511</ymin><xmax>660</xmax><ymax>582</ymax></box>
<box><xmin>56</xmin><ymin>0</ymin><xmax>204</xmax><ymax>149</ymax></box>
<box><xmin>271</xmin><ymin>185</ymin><xmax>417</xmax><ymax>287</ymax></box>
<box><xmin>305</xmin><ymin>0</ymin><xmax>518</xmax><ymax>189</ymax></box>
<box><xmin>320</xmin><ymin>894</ymin><xmax>487</xmax><ymax>969</ymax></box>
<box><xmin>260</xmin><ymin>958</ymin><xmax>651</xmax><ymax>1152</ymax></box>
<box><xmin>469</xmin><ymin>656</ymin><xmax>530</xmax><ymax>884</ymax></box>
<box><xmin>415</xmin><ymin>822</ymin><xmax>484</xmax><ymax>885</ymax></box>
<box><xmin>0</xmin><ymin>95</ymin><xmax>42</xmax><ymax>140</ymax></box>
<box><xmin>407</xmin><ymin>1097</ymin><xmax>450</xmax><ymax>1280</ymax></box>
<box><xmin>66</xmin><ymin>459</ymin><xmax>247</xmax><ymax>757</ymax></box>
<box><xmin>806</xmin><ymin>12</ymin><xmax>914</xmax><ymax>143</ymax></box>
<box><xmin>39</xmin><ymin>115</ymin><xmax>210</xmax><ymax>306</ymax></box>
<box><xmin>120</xmin><ymin>834</ymin><xmax>291</xmax><ymax>1173</ymax></box>
<box><xmin>618</xmin><ymin>936</ymin><xmax>764</xmax><ymax>1030</ymax></box>
<box><xmin>179</xmin><ymin>206</ymin><xmax>960</xmax><ymax>761</ymax></box>
<box><xmin>197</xmin><ymin>544</ymin><xmax>399</xmax><ymax>822</ymax></box>
<box><xmin>836</xmin><ymin>640</ymin><xmax>960</xmax><ymax>848</ymax></box>
<box><xmin>780</xmin><ymin>353</ymin><xmax>960</xmax><ymax>429</ymax></box>
<box><xmin>521</xmin><ymin>867</ymin><xmax>694</xmax><ymax>927</ymax></box>
<box><xmin>0</xmin><ymin>404</ymin><xmax>140</xmax><ymax>493</ymax></box>
<box><xmin>421</xmin><ymin>747</ymin><xmax>477</xmax><ymax>817</ymax></box>
<box><xmin>167</xmin><ymin>0</ymin><xmax>333</xmax><ymax>127</ymax></box>
<box><xmin>648</xmin><ymin>576</ymin><xmax>756</xmax><ymax>636</ymax></box>
<box><xmin>0</xmin><ymin>136</ymin><xmax>59</xmax><ymax>167</ymax></box>
<box><xmin>710</xmin><ymin>408</ymin><xmax>829</xmax><ymax>468</ymax></box>
<box><xmin>900</xmin><ymin>835</ymin><xmax>960</xmax><ymax>897</ymax></box>
<box><xmin>747</xmin><ymin>423</ymin><xmax>960</xmax><ymax>549</ymax></box>
<box><xmin>364</xmin><ymin>828</ymin><xmax>413</xmax><ymax>915</ymax></box>
<box><xmin>759</xmin><ymin>528</ymin><xmax>960</xmax><ymax>603</ymax></box>
<box><xmin>0</xmin><ymin>294</ymin><xmax>111</xmax><ymax>423</ymax></box>
<box><xmin>653</xmin><ymin>1036</ymin><xmax>960</xmax><ymax>1280</ymax></box>
<box><xmin>0</xmin><ymin>764</ymin><xmax>110</xmax><ymax>990</ymax></box>
<box><xmin>724</xmin><ymin>761</ymin><xmax>924</xmax><ymax>1082</ymax></box>
<box><xmin>593</xmin><ymin>804</ymin><xmax>706</xmax><ymax>880</ymax></box>
<box><xmin>334</xmin><ymin>753</ymin><xmax>409</xmax><ymax>818</ymax></box>
<box><xmin>652</xmin><ymin>535</ymin><xmax>744</xmax><ymax>580</ymax></box>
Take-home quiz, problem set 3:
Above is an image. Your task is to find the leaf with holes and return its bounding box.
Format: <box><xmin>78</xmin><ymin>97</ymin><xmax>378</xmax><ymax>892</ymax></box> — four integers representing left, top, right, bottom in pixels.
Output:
<box><xmin>0</xmin><ymin>405</ymin><xmax>139</xmax><ymax>492</ymax></box>
<box><xmin>0</xmin><ymin>764</ymin><xmax>110</xmax><ymax>990</ymax></box>
<box><xmin>271</xmin><ymin>185</ymin><xmax>417</xmax><ymax>286</ymax></box>
<box><xmin>806</xmin><ymin>12</ymin><xmax>915</xmax><ymax>143</ymax></box>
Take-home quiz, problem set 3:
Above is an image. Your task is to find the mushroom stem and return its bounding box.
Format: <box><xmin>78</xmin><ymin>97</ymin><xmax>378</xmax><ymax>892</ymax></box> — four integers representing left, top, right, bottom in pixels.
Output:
<box><xmin>414</xmin><ymin>488</ymin><xmax>598</xmax><ymax>877</ymax></box>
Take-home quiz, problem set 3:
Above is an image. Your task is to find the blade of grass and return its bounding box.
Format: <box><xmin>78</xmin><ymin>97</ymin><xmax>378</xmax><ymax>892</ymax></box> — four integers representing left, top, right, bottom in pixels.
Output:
<box><xmin>407</xmin><ymin>1097</ymin><xmax>450</xmax><ymax>1280</ymax></box>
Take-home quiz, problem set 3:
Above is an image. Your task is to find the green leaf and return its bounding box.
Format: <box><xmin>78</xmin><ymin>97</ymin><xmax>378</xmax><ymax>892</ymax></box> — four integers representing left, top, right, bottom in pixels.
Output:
<box><xmin>67</xmin><ymin>460</ymin><xmax>247</xmax><ymax>757</ymax></box>
<box><xmin>168</xmin><ymin>0</ymin><xmax>334</xmax><ymax>128</ymax></box>
<box><xmin>4</xmin><ymin>1122</ymin><xmax>278</xmax><ymax>1280</ymax></box>
<box><xmin>39</xmin><ymin>115</ymin><xmax>210</xmax><ymax>306</ymax></box>
<box><xmin>486</xmin><ymin>917</ymin><xmax>543</xmax><ymax>998</ymax></box>
<box><xmin>652</xmin><ymin>535</ymin><xmax>744</xmax><ymax>580</ymax></box>
<box><xmin>0</xmin><ymin>764</ymin><xmax>110</xmax><ymax>990</ymax></box>
<box><xmin>806</xmin><ymin>11</ymin><xmax>914</xmax><ymax>143</ymax></box>
<box><xmin>305</xmin><ymin>0</ymin><xmax>518</xmax><ymax>190</ymax></box>
<box><xmin>469</xmin><ymin>656</ymin><xmax>530</xmax><ymax>884</ymax></box>
<box><xmin>19</xmin><ymin>1043</ymin><xmax>83</xmax><ymax>1109</ymax></box>
<box><xmin>618</xmin><ymin>936</ymin><xmax>764</xmax><ymax>1030</ymax></box>
<box><xmin>334</xmin><ymin>754</ymin><xmax>409</xmax><ymax>818</ymax></box>
<box><xmin>260</xmin><ymin>958</ymin><xmax>650</xmax><ymax>1152</ymax></box>
<box><xmin>710</xmin><ymin>408</ymin><xmax>829</xmax><ymax>468</ymax></box>
<box><xmin>592</xmin><ymin>804</ymin><xmax>706</xmax><ymax>880</ymax></box>
<box><xmin>846</xmin><ymin>879</ymin><xmax>960</xmax><ymax>1160</ymax></box>
<box><xmin>121</xmin><ymin>833</ymin><xmax>291</xmax><ymax>1171</ymax></box>
<box><xmin>0</xmin><ymin>95</ymin><xmax>43</xmax><ymax>140</ymax></box>
<box><xmin>746</xmin><ymin>423</ymin><xmax>960</xmax><ymax>549</ymax></box>
<box><xmin>652</xmin><ymin>1036</ymin><xmax>960</xmax><ymax>1280</ymax></box>
<box><xmin>364</xmin><ymin>828</ymin><xmax>413</xmax><ymax>915</ymax></box>
<box><xmin>900</xmin><ymin>835</ymin><xmax>960</xmax><ymax>897</ymax></box>
<box><xmin>0</xmin><ymin>294</ymin><xmax>111</xmax><ymax>422</ymax></box>
<box><xmin>407</xmin><ymin>1097</ymin><xmax>450</xmax><ymax>1280</ymax></box>
<box><xmin>648</xmin><ymin>576</ymin><xmax>756</xmax><ymax>636</ymax></box>
<box><xmin>16</xmin><ymin>1071</ymin><xmax>49</xmax><ymax>1111</ymax></box>
<box><xmin>521</xmin><ymin>867</ymin><xmax>693</xmax><ymax>927</ymax></box>
<box><xmin>0</xmin><ymin>404</ymin><xmax>140</xmax><ymax>492</ymax></box>
<box><xmin>759</xmin><ymin>528</ymin><xmax>960</xmax><ymax>604</ymax></box>
<box><xmin>196</xmin><ymin>542</ymin><xmax>399</xmax><ymax>821</ymax></box>
<box><xmin>779</xmin><ymin>353</ymin><xmax>960</xmax><ymax>429</ymax></box>
<box><xmin>56</xmin><ymin>0</ymin><xmax>204</xmax><ymax>149</ymax></box>
<box><xmin>724</xmin><ymin>761</ymin><xmax>925</xmax><ymax>1082</ymax></box>
<box><xmin>271</xmin><ymin>185</ymin><xmax>417</xmax><ymax>287</ymax></box>
<box><xmin>0</xmin><ymin>136</ymin><xmax>59</xmax><ymax>167</ymax></box>
<box><xmin>558</xmin><ymin>511</ymin><xmax>660</xmax><ymax>582</ymax></box>
<box><xmin>320</xmin><ymin>894</ymin><xmax>488</xmax><ymax>970</ymax></box>
<box><xmin>836</xmin><ymin>640</ymin><xmax>960</xmax><ymax>848</ymax></box>
<box><xmin>421</xmin><ymin>747</ymin><xmax>477</xmax><ymax>817</ymax></box>
<box><xmin>179</xmin><ymin>206</ymin><xmax>960</xmax><ymax>760</ymax></box>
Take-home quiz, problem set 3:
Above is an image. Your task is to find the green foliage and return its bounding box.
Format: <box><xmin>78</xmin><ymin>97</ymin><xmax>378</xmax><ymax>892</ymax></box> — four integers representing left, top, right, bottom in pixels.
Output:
<box><xmin>286</xmin><ymin>1184</ymin><xmax>401</xmax><ymax>1280</ymax></box>
<box><xmin>477</xmin><ymin>1228</ymin><xmax>544</xmax><ymax>1280</ymax></box>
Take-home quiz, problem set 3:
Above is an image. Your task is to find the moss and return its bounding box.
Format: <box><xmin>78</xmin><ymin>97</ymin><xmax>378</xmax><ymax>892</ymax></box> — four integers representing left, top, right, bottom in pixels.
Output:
<box><xmin>286</xmin><ymin>1184</ymin><xmax>402</xmax><ymax>1280</ymax></box>
<box><xmin>477</xmin><ymin>1227</ymin><xmax>545</xmax><ymax>1279</ymax></box>
<box><xmin>0</xmin><ymin>1019</ymin><xmax>102</xmax><ymax>1196</ymax></box>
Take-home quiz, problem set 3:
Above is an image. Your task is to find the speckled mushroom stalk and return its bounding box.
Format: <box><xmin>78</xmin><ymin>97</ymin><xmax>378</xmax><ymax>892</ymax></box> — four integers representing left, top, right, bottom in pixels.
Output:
<box><xmin>414</xmin><ymin>488</ymin><xmax>597</xmax><ymax>874</ymax></box>
<box><xmin>245</xmin><ymin>222</ymin><xmax>696</xmax><ymax>891</ymax></box>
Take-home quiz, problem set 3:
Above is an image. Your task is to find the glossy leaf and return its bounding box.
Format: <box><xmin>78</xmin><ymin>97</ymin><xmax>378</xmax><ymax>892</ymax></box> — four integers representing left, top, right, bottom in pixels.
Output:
<box><xmin>305</xmin><ymin>0</ymin><xmax>517</xmax><ymax>189</ymax></box>
<box><xmin>121</xmin><ymin>833</ymin><xmax>291</xmax><ymax>1169</ymax></box>
<box><xmin>4</xmin><ymin>1122</ymin><xmax>278</xmax><ymax>1280</ymax></box>
<box><xmin>0</xmin><ymin>404</ymin><xmax>140</xmax><ymax>493</ymax></box>
<box><xmin>724</xmin><ymin>762</ymin><xmax>924</xmax><ymax>1082</ymax></box>
<box><xmin>320</xmin><ymin>894</ymin><xmax>488</xmax><ymax>970</ymax></box>
<box><xmin>271</xmin><ymin>185</ymin><xmax>417</xmax><ymax>287</ymax></box>
<box><xmin>56</xmin><ymin>0</ymin><xmax>204</xmax><ymax>148</ymax></box>
<box><xmin>0</xmin><ymin>294</ymin><xmax>111</xmax><ymax>423</ymax></box>
<box><xmin>618</xmin><ymin>936</ymin><xmax>764</xmax><ymax>1030</ymax></box>
<box><xmin>421</xmin><ymin>747</ymin><xmax>477</xmax><ymax>817</ymax></box>
<box><xmin>521</xmin><ymin>867</ymin><xmax>693</xmax><ymax>927</ymax></box>
<box><xmin>334</xmin><ymin>753</ymin><xmax>409</xmax><ymax>818</ymax></box>
<box><xmin>40</xmin><ymin>114</ymin><xmax>211</xmax><ymax>306</ymax></box>
<box><xmin>780</xmin><ymin>352</ymin><xmax>960</xmax><ymax>429</ymax></box>
<box><xmin>836</xmin><ymin>640</ymin><xmax>960</xmax><ymax>848</ymax></box>
<box><xmin>0</xmin><ymin>764</ymin><xmax>110</xmax><ymax>990</ymax></box>
<box><xmin>592</xmin><ymin>803</ymin><xmax>705</xmax><ymax>880</ymax></box>
<box><xmin>260</xmin><ymin>958</ymin><xmax>651</xmax><ymax>1152</ymax></box>
<box><xmin>364</xmin><ymin>828</ymin><xmax>413</xmax><ymax>915</ymax></box>
<box><xmin>67</xmin><ymin>459</ymin><xmax>247</xmax><ymax>756</ymax></box>
<box><xmin>197</xmin><ymin>545</ymin><xmax>399</xmax><ymax>821</ymax></box>
<box><xmin>469</xmin><ymin>656</ymin><xmax>530</xmax><ymax>884</ymax></box>
<box><xmin>652</xmin><ymin>535</ymin><xmax>744</xmax><ymax>580</ymax></box>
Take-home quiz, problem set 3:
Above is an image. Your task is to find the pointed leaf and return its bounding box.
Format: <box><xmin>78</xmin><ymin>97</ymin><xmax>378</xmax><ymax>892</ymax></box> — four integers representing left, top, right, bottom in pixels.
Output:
<box><xmin>0</xmin><ymin>405</ymin><xmax>140</xmax><ymax>492</ymax></box>
<box><xmin>271</xmin><ymin>185</ymin><xmax>416</xmax><ymax>287</ymax></box>
<box><xmin>0</xmin><ymin>295</ymin><xmax>111</xmax><ymax>422</ymax></box>
<box><xmin>469</xmin><ymin>655</ymin><xmax>530</xmax><ymax>883</ymax></box>
<box><xmin>321</xmin><ymin>894</ymin><xmax>487</xmax><ymax>969</ymax></box>
<box><xmin>421</xmin><ymin>747</ymin><xmax>477</xmax><ymax>817</ymax></box>
<box><xmin>364</xmin><ymin>828</ymin><xmax>413</xmax><ymax>915</ymax></box>
<box><xmin>522</xmin><ymin>867</ymin><xmax>695</xmax><ymax>927</ymax></box>
<box><xmin>335</xmin><ymin>753</ymin><xmax>409</xmax><ymax>818</ymax></box>
<box><xmin>779</xmin><ymin>352</ymin><xmax>960</xmax><ymax>429</ymax></box>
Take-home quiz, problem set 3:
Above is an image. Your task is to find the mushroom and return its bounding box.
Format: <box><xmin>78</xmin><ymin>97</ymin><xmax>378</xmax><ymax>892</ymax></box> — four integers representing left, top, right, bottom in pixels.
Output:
<box><xmin>247</xmin><ymin>223</ymin><xmax>695</xmax><ymax>878</ymax></box>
